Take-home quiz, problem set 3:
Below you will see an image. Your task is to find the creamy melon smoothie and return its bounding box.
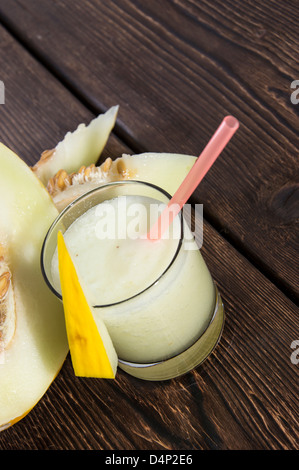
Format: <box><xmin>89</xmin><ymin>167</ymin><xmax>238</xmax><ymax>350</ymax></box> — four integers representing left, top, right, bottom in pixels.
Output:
<box><xmin>42</xmin><ymin>181</ymin><xmax>224</xmax><ymax>380</ymax></box>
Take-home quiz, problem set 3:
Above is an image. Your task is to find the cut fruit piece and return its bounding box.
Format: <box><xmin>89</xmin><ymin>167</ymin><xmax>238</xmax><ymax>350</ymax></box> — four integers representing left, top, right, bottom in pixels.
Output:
<box><xmin>48</xmin><ymin>152</ymin><xmax>197</xmax><ymax>211</ymax></box>
<box><xmin>0</xmin><ymin>256</ymin><xmax>15</xmax><ymax>350</ymax></box>
<box><xmin>32</xmin><ymin>105</ymin><xmax>119</xmax><ymax>185</ymax></box>
<box><xmin>57</xmin><ymin>231</ymin><xmax>118</xmax><ymax>378</ymax></box>
<box><xmin>0</xmin><ymin>143</ymin><xmax>68</xmax><ymax>431</ymax></box>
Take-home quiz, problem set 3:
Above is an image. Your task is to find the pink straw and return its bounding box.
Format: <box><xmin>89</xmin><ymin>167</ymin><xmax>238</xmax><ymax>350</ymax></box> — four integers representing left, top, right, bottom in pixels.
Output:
<box><xmin>148</xmin><ymin>115</ymin><xmax>239</xmax><ymax>240</ymax></box>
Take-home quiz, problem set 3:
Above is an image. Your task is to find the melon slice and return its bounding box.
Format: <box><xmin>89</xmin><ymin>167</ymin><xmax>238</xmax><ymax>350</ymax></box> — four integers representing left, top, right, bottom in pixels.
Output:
<box><xmin>47</xmin><ymin>153</ymin><xmax>197</xmax><ymax>212</ymax></box>
<box><xmin>57</xmin><ymin>231</ymin><xmax>118</xmax><ymax>378</ymax></box>
<box><xmin>32</xmin><ymin>105</ymin><xmax>119</xmax><ymax>185</ymax></box>
<box><xmin>0</xmin><ymin>143</ymin><xmax>68</xmax><ymax>431</ymax></box>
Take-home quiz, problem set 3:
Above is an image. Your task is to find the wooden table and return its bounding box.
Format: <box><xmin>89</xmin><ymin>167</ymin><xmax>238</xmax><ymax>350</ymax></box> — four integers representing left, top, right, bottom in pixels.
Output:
<box><xmin>0</xmin><ymin>0</ymin><xmax>298</xmax><ymax>451</ymax></box>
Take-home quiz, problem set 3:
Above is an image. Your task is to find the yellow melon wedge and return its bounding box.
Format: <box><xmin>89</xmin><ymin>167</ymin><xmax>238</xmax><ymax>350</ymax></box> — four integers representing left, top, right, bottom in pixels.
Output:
<box><xmin>57</xmin><ymin>231</ymin><xmax>118</xmax><ymax>378</ymax></box>
<box><xmin>0</xmin><ymin>143</ymin><xmax>68</xmax><ymax>431</ymax></box>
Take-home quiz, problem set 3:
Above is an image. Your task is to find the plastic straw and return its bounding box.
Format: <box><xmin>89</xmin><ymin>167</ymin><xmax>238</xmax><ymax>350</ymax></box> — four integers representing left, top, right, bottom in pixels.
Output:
<box><xmin>148</xmin><ymin>115</ymin><xmax>239</xmax><ymax>240</ymax></box>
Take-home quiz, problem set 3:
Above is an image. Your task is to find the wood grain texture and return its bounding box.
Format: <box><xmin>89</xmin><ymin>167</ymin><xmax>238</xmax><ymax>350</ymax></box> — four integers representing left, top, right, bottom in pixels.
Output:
<box><xmin>0</xmin><ymin>0</ymin><xmax>297</xmax><ymax>299</ymax></box>
<box><xmin>0</xmin><ymin>21</ymin><xmax>124</xmax><ymax>165</ymax></box>
<box><xmin>0</xmin><ymin>9</ymin><xmax>298</xmax><ymax>451</ymax></box>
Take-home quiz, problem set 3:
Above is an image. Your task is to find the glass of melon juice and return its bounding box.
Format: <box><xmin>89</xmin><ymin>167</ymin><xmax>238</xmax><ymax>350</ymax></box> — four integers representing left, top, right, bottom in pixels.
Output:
<box><xmin>41</xmin><ymin>181</ymin><xmax>224</xmax><ymax>381</ymax></box>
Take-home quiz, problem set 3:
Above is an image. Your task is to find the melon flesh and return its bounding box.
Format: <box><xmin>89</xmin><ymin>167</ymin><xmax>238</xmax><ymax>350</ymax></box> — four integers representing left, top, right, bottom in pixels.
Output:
<box><xmin>120</xmin><ymin>152</ymin><xmax>196</xmax><ymax>194</ymax></box>
<box><xmin>0</xmin><ymin>143</ymin><xmax>68</xmax><ymax>431</ymax></box>
<box><xmin>49</xmin><ymin>153</ymin><xmax>197</xmax><ymax>212</ymax></box>
<box><xmin>32</xmin><ymin>105</ymin><xmax>118</xmax><ymax>185</ymax></box>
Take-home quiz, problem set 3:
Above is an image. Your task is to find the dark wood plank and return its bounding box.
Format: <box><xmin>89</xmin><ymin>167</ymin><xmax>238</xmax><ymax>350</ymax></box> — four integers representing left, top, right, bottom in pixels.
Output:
<box><xmin>0</xmin><ymin>0</ymin><xmax>297</xmax><ymax>299</ymax></box>
<box><xmin>0</xmin><ymin>22</ymin><xmax>297</xmax><ymax>451</ymax></box>
<box><xmin>0</xmin><ymin>19</ymin><xmax>124</xmax><ymax>165</ymax></box>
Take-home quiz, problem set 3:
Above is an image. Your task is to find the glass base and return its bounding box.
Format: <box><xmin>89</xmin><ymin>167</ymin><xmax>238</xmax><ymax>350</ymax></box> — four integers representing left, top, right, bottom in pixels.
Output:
<box><xmin>118</xmin><ymin>285</ymin><xmax>225</xmax><ymax>381</ymax></box>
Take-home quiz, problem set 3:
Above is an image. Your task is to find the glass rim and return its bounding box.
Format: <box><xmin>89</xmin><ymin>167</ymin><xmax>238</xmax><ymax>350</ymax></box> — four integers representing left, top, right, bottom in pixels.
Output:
<box><xmin>41</xmin><ymin>180</ymin><xmax>185</xmax><ymax>308</ymax></box>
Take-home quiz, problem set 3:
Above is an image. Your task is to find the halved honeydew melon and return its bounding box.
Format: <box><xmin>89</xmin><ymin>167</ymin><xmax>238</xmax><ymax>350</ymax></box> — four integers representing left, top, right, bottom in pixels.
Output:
<box><xmin>0</xmin><ymin>143</ymin><xmax>68</xmax><ymax>431</ymax></box>
<box><xmin>48</xmin><ymin>153</ymin><xmax>197</xmax><ymax>212</ymax></box>
<box><xmin>32</xmin><ymin>105</ymin><xmax>119</xmax><ymax>185</ymax></box>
